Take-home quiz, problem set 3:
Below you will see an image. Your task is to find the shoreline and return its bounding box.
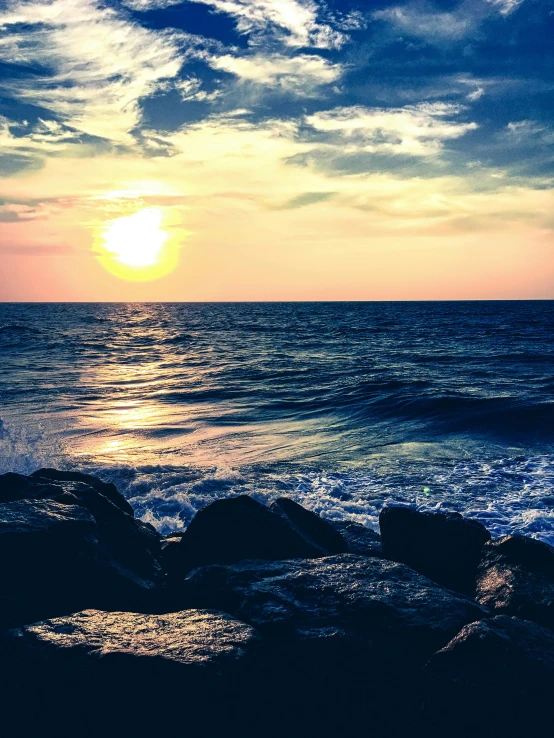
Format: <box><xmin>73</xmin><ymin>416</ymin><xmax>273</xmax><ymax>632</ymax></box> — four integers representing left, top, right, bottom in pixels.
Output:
<box><xmin>1</xmin><ymin>468</ymin><xmax>554</xmax><ymax>736</ymax></box>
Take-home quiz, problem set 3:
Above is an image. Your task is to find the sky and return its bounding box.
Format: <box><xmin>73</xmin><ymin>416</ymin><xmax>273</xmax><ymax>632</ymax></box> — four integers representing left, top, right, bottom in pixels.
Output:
<box><xmin>0</xmin><ymin>0</ymin><xmax>553</xmax><ymax>301</ymax></box>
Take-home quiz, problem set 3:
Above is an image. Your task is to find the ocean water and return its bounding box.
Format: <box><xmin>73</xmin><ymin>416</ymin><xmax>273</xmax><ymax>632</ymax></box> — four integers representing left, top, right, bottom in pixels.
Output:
<box><xmin>1</xmin><ymin>301</ymin><xmax>554</xmax><ymax>543</ymax></box>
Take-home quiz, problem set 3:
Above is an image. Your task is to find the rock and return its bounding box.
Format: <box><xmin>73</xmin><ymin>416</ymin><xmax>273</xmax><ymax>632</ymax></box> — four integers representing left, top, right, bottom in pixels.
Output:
<box><xmin>422</xmin><ymin>616</ymin><xmax>554</xmax><ymax>738</ymax></box>
<box><xmin>0</xmin><ymin>499</ymin><xmax>159</xmax><ymax>628</ymax></box>
<box><xmin>380</xmin><ymin>506</ymin><xmax>491</xmax><ymax>592</ymax></box>
<box><xmin>330</xmin><ymin>519</ymin><xmax>383</xmax><ymax>557</ymax></box>
<box><xmin>160</xmin><ymin>535</ymin><xmax>183</xmax><ymax>577</ymax></box>
<box><xmin>0</xmin><ymin>499</ymin><xmax>99</xmax><ymax>626</ymax></box>
<box><xmin>184</xmin><ymin>554</ymin><xmax>485</xmax><ymax>735</ymax></box>
<box><xmin>170</xmin><ymin>495</ymin><xmax>322</xmax><ymax>576</ymax></box>
<box><xmin>0</xmin><ymin>469</ymin><xmax>132</xmax><ymax>516</ymax></box>
<box><xmin>185</xmin><ymin>554</ymin><xmax>484</xmax><ymax>655</ymax></box>
<box><xmin>270</xmin><ymin>497</ymin><xmax>348</xmax><ymax>554</ymax></box>
<box><xmin>2</xmin><ymin>608</ymin><xmax>261</xmax><ymax>737</ymax></box>
<box><xmin>31</xmin><ymin>468</ymin><xmax>133</xmax><ymax>515</ymax></box>
<box><xmin>0</xmin><ymin>470</ymin><xmax>162</xmax><ymax>589</ymax></box>
<box><xmin>0</xmin><ymin>471</ymin><xmax>61</xmax><ymax>504</ymax></box>
<box><xmin>476</xmin><ymin>534</ymin><xmax>554</xmax><ymax>630</ymax></box>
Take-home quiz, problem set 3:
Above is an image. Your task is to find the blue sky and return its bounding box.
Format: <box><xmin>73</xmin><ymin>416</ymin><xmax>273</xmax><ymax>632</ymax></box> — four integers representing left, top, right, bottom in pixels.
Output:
<box><xmin>0</xmin><ymin>0</ymin><xmax>553</xmax><ymax>300</ymax></box>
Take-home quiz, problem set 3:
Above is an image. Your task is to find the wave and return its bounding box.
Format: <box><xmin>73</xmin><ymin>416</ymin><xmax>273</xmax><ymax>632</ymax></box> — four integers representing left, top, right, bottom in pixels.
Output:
<box><xmin>68</xmin><ymin>455</ymin><xmax>554</xmax><ymax>547</ymax></box>
<box><xmin>0</xmin><ymin>323</ymin><xmax>41</xmax><ymax>335</ymax></box>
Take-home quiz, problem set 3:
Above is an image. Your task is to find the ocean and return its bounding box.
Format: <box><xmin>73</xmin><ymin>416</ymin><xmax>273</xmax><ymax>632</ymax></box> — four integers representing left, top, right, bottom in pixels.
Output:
<box><xmin>1</xmin><ymin>301</ymin><xmax>554</xmax><ymax>543</ymax></box>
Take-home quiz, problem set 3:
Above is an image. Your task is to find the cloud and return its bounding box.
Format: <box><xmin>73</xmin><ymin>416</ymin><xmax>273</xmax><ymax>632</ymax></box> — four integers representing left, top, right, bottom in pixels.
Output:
<box><xmin>277</xmin><ymin>191</ymin><xmax>335</xmax><ymax>208</ymax></box>
<box><xmin>190</xmin><ymin>0</ymin><xmax>346</xmax><ymax>49</ymax></box>
<box><xmin>210</xmin><ymin>52</ymin><xmax>342</xmax><ymax>93</ymax></box>
<box><xmin>122</xmin><ymin>0</ymin><xmax>185</xmax><ymax>8</ymax></box>
<box><xmin>505</xmin><ymin>120</ymin><xmax>554</xmax><ymax>143</ymax></box>
<box><xmin>1</xmin><ymin>244</ymin><xmax>75</xmax><ymax>255</ymax></box>
<box><xmin>373</xmin><ymin>2</ymin><xmax>478</xmax><ymax>42</ymax></box>
<box><xmin>305</xmin><ymin>103</ymin><xmax>478</xmax><ymax>157</ymax></box>
<box><xmin>486</xmin><ymin>0</ymin><xmax>525</xmax><ymax>16</ymax></box>
<box><xmin>175</xmin><ymin>77</ymin><xmax>222</xmax><ymax>102</ymax></box>
<box><xmin>466</xmin><ymin>87</ymin><xmax>485</xmax><ymax>101</ymax></box>
<box><xmin>372</xmin><ymin>0</ymin><xmax>524</xmax><ymax>45</ymax></box>
<box><xmin>0</xmin><ymin>114</ymin><xmax>105</xmax><ymax>175</ymax></box>
<box><xmin>0</xmin><ymin>0</ymin><xmax>185</xmax><ymax>144</ymax></box>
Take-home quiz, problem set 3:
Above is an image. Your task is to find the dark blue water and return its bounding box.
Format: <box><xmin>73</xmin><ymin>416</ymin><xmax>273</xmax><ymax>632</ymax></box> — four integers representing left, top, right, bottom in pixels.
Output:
<box><xmin>2</xmin><ymin>301</ymin><xmax>554</xmax><ymax>542</ymax></box>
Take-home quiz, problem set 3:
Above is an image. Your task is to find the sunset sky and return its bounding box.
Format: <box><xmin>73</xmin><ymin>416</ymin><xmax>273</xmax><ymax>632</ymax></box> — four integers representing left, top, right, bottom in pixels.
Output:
<box><xmin>0</xmin><ymin>0</ymin><xmax>553</xmax><ymax>300</ymax></box>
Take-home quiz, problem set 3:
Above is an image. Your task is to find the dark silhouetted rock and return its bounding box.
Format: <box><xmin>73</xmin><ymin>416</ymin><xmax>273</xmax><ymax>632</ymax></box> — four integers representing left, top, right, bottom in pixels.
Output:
<box><xmin>2</xmin><ymin>608</ymin><xmax>261</xmax><ymax>737</ymax></box>
<box><xmin>0</xmin><ymin>499</ymin><xmax>161</xmax><ymax>628</ymax></box>
<box><xmin>422</xmin><ymin>616</ymin><xmax>554</xmax><ymax>738</ymax></box>
<box><xmin>330</xmin><ymin>519</ymin><xmax>383</xmax><ymax>556</ymax></box>
<box><xmin>0</xmin><ymin>470</ymin><xmax>162</xmax><ymax>589</ymax></box>
<box><xmin>184</xmin><ymin>553</ymin><xmax>485</xmax><ymax>735</ymax></box>
<box><xmin>0</xmin><ymin>471</ymin><xmax>61</xmax><ymax>504</ymax></box>
<box><xmin>0</xmin><ymin>499</ymin><xmax>99</xmax><ymax>626</ymax></box>
<box><xmin>270</xmin><ymin>497</ymin><xmax>348</xmax><ymax>554</ymax></box>
<box><xmin>31</xmin><ymin>467</ymin><xmax>133</xmax><ymax>515</ymax></box>
<box><xmin>476</xmin><ymin>534</ymin><xmax>554</xmax><ymax>630</ymax></box>
<box><xmin>160</xmin><ymin>535</ymin><xmax>183</xmax><ymax>577</ymax></box>
<box><xmin>380</xmin><ymin>505</ymin><xmax>491</xmax><ymax>592</ymax></box>
<box><xmin>171</xmin><ymin>495</ymin><xmax>322</xmax><ymax>576</ymax></box>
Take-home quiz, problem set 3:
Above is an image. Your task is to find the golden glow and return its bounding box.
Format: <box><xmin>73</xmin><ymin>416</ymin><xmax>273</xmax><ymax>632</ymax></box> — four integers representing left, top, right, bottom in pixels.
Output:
<box><xmin>96</xmin><ymin>207</ymin><xmax>183</xmax><ymax>281</ymax></box>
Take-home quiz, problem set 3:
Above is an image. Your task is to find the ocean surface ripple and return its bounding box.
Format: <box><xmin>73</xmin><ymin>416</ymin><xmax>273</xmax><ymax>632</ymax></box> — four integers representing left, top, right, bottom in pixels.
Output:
<box><xmin>1</xmin><ymin>301</ymin><xmax>554</xmax><ymax>542</ymax></box>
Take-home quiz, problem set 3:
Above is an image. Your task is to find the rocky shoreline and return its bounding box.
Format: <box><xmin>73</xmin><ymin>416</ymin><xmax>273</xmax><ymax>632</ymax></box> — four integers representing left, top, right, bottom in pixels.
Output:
<box><xmin>1</xmin><ymin>468</ymin><xmax>554</xmax><ymax>737</ymax></box>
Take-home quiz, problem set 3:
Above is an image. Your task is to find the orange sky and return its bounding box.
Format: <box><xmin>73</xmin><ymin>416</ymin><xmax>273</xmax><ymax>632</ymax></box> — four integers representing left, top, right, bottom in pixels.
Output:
<box><xmin>1</xmin><ymin>0</ymin><xmax>553</xmax><ymax>301</ymax></box>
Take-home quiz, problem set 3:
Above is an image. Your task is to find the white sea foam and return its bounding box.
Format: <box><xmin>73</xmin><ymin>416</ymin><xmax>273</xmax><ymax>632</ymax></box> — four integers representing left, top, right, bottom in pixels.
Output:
<box><xmin>77</xmin><ymin>454</ymin><xmax>554</xmax><ymax>545</ymax></box>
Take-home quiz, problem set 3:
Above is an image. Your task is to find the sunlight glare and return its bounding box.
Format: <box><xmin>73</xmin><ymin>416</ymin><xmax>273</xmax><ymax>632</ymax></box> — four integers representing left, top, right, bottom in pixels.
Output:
<box><xmin>103</xmin><ymin>208</ymin><xmax>167</xmax><ymax>267</ymax></box>
<box><xmin>96</xmin><ymin>206</ymin><xmax>184</xmax><ymax>281</ymax></box>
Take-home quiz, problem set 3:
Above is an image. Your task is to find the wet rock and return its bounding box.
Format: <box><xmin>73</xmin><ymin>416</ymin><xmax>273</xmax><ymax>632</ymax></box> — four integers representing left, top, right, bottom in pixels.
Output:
<box><xmin>270</xmin><ymin>497</ymin><xmax>348</xmax><ymax>554</ymax></box>
<box><xmin>0</xmin><ymin>499</ymin><xmax>99</xmax><ymax>626</ymax></box>
<box><xmin>0</xmin><ymin>499</ymin><xmax>160</xmax><ymax>628</ymax></box>
<box><xmin>330</xmin><ymin>519</ymin><xmax>383</xmax><ymax>557</ymax></box>
<box><xmin>0</xmin><ymin>471</ymin><xmax>61</xmax><ymax>504</ymax></box>
<box><xmin>422</xmin><ymin>615</ymin><xmax>554</xmax><ymax>738</ymax></box>
<box><xmin>476</xmin><ymin>534</ymin><xmax>554</xmax><ymax>630</ymax></box>
<box><xmin>0</xmin><ymin>470</ymin><xmax>162</xmax><ymax>587</ymax></box>
<box><xmin>2</xmin><ymin>608</ymin><xmax>261</xmax><ymax>737</ymax></box>
<box><xmin>31</xmin><ymin>468</ymin><xmax>133</xmax><ymax>515</ymax></box>
<box><xmin>380</xmin><ymin>505</ymin><xmax>491</xmax><ymax>592</ymax></box>
<box><xmin>185</xmin><ymin>554</ymin><xmax>485</xmax><ymax>735</ymax></box>
<box><xmin>171</xmin><ymin>495</ymin><xmax>321</xmax><ymax>576</ymax></box>
<box><xmin>185</xmin><ymin>554</ymin><xmax>484</xmax><ymax>654</ymax></box>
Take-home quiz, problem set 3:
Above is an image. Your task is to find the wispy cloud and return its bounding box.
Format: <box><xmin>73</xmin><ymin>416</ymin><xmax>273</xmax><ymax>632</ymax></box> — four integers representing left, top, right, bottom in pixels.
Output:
<box><xmin>505</xmin><ymin>120</ymin><xmax>554</xmax><ymax>143</ymax></box>
<box><xmin>373</xmin><ymin>2</ymin><xmax>478</xmax><ymax>42</ymax></box>
<box><xmin>190</xmin><ymin>0</ymin><xmax>347</xmax><ymax>48</ymax></box>
<box><xmin>0</xmin><ymin>0</ymin><xmax>185</xmax><ymax>144</ymax></box>
<box><xmin>372</xmin><ymin>0</ymin><xmax>524</xmax><ymax>45</ymax></box>
<box><xmin>306</xmin><ymin>103</ymin><xmax>477</xmax><ymax>157</ymax></box>
<box><xmin>486</xmin><ymin>0</ymin><xmax>525</xmax><ymax>16</ymax></box>
<box><xmin>210</xmin><ymin>52</ymin><xmax>342</xmax><ymax>92</ymax></box>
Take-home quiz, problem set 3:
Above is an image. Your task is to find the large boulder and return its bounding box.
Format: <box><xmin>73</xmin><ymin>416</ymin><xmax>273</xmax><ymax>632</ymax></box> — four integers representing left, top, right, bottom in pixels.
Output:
<box><xmin>2</xmin><ymin>608</ymin><xmax>261</xmax><ymax>737</ymax></box>
<box><xmin>380</xmin><ymin>506</ymin><xmax>491</xmax><ymax>592</ymax></box>
<box><xmin>0</xmin><ymin>470</ymin><xmax>162</xmax><ymax>588</ymax></box>
<box><xmin>168</xmin><ymin>495</ymin><xmax>322</xmax><ymax>576</ymax></box>
<box><xmin>422</xmin><ymin>616</ymin><xmax>554</xmax><ymax>738</ymax></box>
<box><xmin>0</xmin><ymin>469</ymin><xmax>132</xmax><ymax>515</ymax></box>
<box><xmin>0</xmin><ymin>499</ymin><xmax>99</xmax><ymax>626</ymax></box>
<box><xmin>184</xmin><ymin>554</ymin><xmax>485</xmax><ymax>735</ymax></box>
<box><xmin>0</xmin><ymin>499</ymin><xmax>159</xmax><ymax>628</ymax></box>
<box><xmin>270</xmin><ymin>497</ymin><xmax>348</xmax><ymax>554</ymax></box>
<box><xmin>476</xmin><ymin>534</ymin><xmax>554</xmax><ymax>630</ymax></box>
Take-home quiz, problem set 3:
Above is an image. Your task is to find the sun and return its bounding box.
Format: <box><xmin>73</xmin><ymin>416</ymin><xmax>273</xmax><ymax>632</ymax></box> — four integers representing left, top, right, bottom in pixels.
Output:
<box><xmin>96</xmin><ymin>208</ymin><xmax>183</xmax><ymax>281</ymax></box>
<box><xmin>103</xmin><ymin>208</ymin><xmax>167</xmax><ymax>267</ymax></box>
